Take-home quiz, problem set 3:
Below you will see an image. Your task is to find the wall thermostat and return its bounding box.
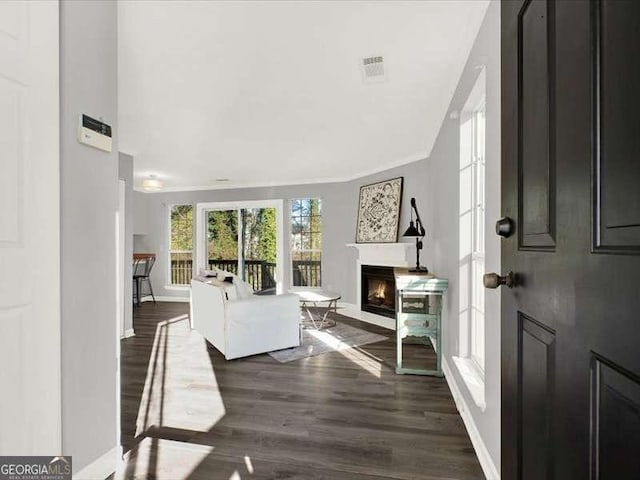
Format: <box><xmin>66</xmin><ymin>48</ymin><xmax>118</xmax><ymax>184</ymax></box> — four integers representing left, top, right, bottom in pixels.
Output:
<box><xmin>78</xmin><ymin>114</ymin><xmax>112</xmax><ymax>152</ymax></box>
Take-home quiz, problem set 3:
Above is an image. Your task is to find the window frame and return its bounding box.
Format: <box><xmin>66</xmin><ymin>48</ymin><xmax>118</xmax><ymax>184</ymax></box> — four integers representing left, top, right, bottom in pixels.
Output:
<box><xmin>195</xmin><ymin>199</ymin><xmax>285</xmax><ymax>294</ymax></box>
<box><xmin>167</xmin><ymin>203</ymin><xmax>194</xmax><ymax>288</ymax></box>
<box><xmin>289</xmin><ymin>198</ymin><xmax>323</xmax><ymax>290</ymax></box>
<box><xmin>454</xmin><ymin>68</ymin><xmax>487</xmax><ymax>411</ymax></box>
<box><xmin>469</xmin><ymin>100</ymin><xmax>486</xmax><ymax>371</ymax></box>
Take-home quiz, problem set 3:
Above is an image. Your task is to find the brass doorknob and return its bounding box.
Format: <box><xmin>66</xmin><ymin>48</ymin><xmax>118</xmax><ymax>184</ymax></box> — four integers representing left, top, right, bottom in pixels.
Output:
<box><xmin>483</xmin><ymin>272</ymin><xmax>515</xmax><ymax>289</ymax></box>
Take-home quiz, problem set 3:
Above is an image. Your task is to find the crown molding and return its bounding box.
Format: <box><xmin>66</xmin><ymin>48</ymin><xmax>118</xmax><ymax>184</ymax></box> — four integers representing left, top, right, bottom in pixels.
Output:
<box><xmin>133</xmin><ymin>151</ymin><xmax>428</xmax><ymax>193</ymax></box>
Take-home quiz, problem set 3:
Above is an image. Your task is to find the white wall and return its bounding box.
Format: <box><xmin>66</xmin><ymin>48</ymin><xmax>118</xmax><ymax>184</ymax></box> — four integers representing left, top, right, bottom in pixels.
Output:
<box><xmin>119</xmin><ymin>153</ymin><xmax>134</xmax><ymax>334</ymax></box>
<box><xmin>60</xmin><ymin>0</ymin><xmax>119</xmax><ymax>473</ymax></box>
<box><xmin>425</xmin><ymin>2</ymin><xmax>500</xmax><ymax>477</ymax></box>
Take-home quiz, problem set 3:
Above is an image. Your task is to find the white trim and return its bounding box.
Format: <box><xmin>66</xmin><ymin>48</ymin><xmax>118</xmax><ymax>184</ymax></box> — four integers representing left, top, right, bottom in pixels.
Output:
<box><xmin>117</xmin><ymin>180</ymin><xmax>126</xmax><ymax>340</ymax></box>
<box><xmin>115</xmin><ymin>181</ymin><xmax>125</xmax><ymax>463</ymax></box>
<box><xmin>73</xmin><ymin>445</ymin><xmax>121</xmax><ymax>480</ymax></box>
<box><xmin>195</xmin><ymin>199</ymin><xmax>285</xmax><ymax>295</ymax></box>
<box><xmin>134</xmin><ymin>151</ymin><xmax>428</xmax><ymax>193</ymax></box>
<box><xmin>452</xmin><ymin>355</ymin><xmax>487</xmax><ymax>411</ymax></box>
<box><xmin>337</xmin><ymin>302</ymin><xmax>395</xmax><ymax>330</ymax></box>
<box><xmin>140</xmin><ymin>295</ymin><xmax>190</xmax><ymax>303</ymax></box>
<box><xmin>442</xmin><ymin>357</ymin><xmax>499</xmax><ymax>480</ymax></box>
<box><xmin>122</xmin><ymin>328</ymin><xmax>135</xmax><ymax>339</ymax></box>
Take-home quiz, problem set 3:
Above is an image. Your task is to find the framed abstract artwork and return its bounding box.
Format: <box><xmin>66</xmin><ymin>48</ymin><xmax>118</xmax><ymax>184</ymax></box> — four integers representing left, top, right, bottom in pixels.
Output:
<box><xmin>355</xmin><ymin>177</ymin><xmax>404</xmax><ymax>243</ymax></box>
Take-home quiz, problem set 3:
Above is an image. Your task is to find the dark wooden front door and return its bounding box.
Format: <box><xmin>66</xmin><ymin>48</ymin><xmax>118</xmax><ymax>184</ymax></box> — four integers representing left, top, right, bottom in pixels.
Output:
<box><xmin>500</xmin><ymin>1</ymin><xmax>640</xmax><ymax>478</ymax></box>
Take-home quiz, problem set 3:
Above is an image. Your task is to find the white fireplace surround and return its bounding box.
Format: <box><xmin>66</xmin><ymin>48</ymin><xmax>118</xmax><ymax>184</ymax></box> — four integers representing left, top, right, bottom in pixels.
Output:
<box><xmin>343</xmin><ymin>243</ymin><xmax>414</xmax><ymax>330</ymax></box>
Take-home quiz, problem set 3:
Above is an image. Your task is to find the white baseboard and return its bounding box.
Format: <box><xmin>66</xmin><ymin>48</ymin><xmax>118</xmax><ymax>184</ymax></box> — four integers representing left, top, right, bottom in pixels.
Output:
<box><xmin>73</xmin><ymin>445</ymin><xmax>121</xmax><ymax>480</ymax></box>
<box><xmin>337</xmin><ymin>302</ymin><xmax>395</xmax><ymax>330</ymax></box>
<box><xmin>140</xmin><ymin>295</ymin><xmax>190</xmax><ymax>303</ymax></box>
<box><xmin>442</xmin><ymin>357</ymin><xmax>500</xmax><ymax>480</ymax></box>
<box><xmin>122</xmin><ymin>328</ymin><xmax>135</xmax><ymax>339</ymax></box>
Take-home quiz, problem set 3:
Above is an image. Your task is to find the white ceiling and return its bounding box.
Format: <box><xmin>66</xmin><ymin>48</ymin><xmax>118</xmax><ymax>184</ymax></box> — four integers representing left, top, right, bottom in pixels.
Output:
<box><xmin>118</xmin><ymin>1</ymin><xmax>489</xmax><ymax>191</ymax></box>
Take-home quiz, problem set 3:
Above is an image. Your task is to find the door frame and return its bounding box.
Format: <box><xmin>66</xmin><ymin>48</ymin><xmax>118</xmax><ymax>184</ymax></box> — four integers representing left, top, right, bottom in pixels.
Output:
<box><xmin>117</xmin><ymin>180</ymin><xmax>126</xmax><ymax>338</ymax></box>
<box><xmin>195</xmin><ymin>200</ymin><xmax>285</xmax><ymax>294</ymax></box>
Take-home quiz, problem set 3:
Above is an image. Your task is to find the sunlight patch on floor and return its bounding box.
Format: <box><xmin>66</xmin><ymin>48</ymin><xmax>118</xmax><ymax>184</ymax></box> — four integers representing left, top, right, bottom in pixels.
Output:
<box><xmin>243</xmin><ymin>455</ymin><xmax>254</xmax><ymax>474</ymax></box>
<box><xmin>305</xmin><ymin>327</ymin><xmax>385</xmax><ymax>378</ymax></box>
<box><xmin>135</xmin><ymin>314</ymin><xmax>226</xmax><ymax>437</ymax></box>
<box><xmin>336</xmin><ymin>344</ymin><xmax>384</xmax><ymax>378</ymax></box>
<box><xmin>306</xmin><ymin>328</ymin><xmax>347</xmax><ymax>349</ymax></box>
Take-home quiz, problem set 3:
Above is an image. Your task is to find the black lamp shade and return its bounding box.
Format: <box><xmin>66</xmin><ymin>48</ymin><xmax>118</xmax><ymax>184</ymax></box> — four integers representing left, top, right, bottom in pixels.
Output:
<box><xmin>403</xmin><ymin>221</ymin><xmax>421</xmax><ymax>238</ymax></box>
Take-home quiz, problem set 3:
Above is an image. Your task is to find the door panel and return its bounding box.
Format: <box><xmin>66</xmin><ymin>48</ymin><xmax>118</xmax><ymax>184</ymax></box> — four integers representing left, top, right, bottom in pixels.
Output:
<box><xmin>519</xmin><ymin>313</ymin><xmax>555</xmax><ymax>480</ymax></box>
<box><xmin>0</xmin><ymin>1</ymin><xmax>60</xmax><ymax>454</ymax></box>
<box><xmin>518</xmin><ymin>0</ymin><xmax>555</xmax><ymax>250</ymax></box>
<box><xmin>502</xmin><ymin>0</ymin><xmax>640</xmax><ymax>478</ymax></box>
<box><xmin>0</xmin><ymin>1</ymin><xmax>27</xmax><ymax>83</ymax></box>
<box><xmin>591</xmin><ymin>354</ymin><xmax>640</xmax><ymax>479</ymax></box>
<box><xmin>0</xmin><ymin>81</ymin><xmax>23</xmax><ymax>245</ymax></box>
<box><xmin>593</xmin><ymin>0</ymin><xmax>640</xmax><ymax>251</ymax></box>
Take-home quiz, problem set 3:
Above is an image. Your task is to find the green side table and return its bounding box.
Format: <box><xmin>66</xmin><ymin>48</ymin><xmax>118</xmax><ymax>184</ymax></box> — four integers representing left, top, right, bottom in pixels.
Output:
<box><xmin>395</xmin><ymin>270</ymin><xmax>448</xmax><ymax>376</ymax></box>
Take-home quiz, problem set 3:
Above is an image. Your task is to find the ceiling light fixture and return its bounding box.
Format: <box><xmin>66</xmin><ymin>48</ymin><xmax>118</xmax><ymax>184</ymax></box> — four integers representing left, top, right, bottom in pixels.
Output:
<box><xmin>142</xmin><ymin>175</ymin><xmax>163</xmax><ymax>191</ymax></box>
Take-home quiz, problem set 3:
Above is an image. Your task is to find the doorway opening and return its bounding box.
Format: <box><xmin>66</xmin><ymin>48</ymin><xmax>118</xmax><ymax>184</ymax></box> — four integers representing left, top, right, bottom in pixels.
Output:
<box><xmin>195</xmin><ymin>200</ymin><xmax>284</xmax><ymax>295</ymax></box>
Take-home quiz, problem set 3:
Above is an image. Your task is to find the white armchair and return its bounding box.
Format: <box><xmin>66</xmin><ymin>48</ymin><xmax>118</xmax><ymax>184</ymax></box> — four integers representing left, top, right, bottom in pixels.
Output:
<box><xmin>190</xmin><ymin>277</ymin><xmax>300</xmax><ymax>360</ymax></box>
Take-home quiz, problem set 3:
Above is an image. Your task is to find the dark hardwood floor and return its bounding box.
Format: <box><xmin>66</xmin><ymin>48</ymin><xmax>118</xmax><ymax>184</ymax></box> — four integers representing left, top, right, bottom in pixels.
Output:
<box><xmin>114</xmin><ymin>301</ymin><xmax>483</xmax><ymax>479</ymax></box>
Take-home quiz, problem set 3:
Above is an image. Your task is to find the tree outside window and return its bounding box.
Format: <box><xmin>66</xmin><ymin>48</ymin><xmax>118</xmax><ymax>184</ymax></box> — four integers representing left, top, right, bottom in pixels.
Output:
<box><xmin>169</xmin><ymin>204</ymin><xmax>193</xmax><ymax>285</ymax></box>
<box><xmin>291</xmin><ymin>198</ymin><xmax>322</xmax><ymax>287</ymax></box>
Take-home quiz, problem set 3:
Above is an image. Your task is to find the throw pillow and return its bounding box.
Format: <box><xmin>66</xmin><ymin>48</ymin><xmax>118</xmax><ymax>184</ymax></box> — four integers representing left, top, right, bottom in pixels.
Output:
<box><xmin>234</xmin><ymin>277</ymin><xmax>255</xmax><ymax>299</ymax></box>
<box><xmin>216</xmin><ymin>270</ymin><xmax>233</xmax><ymax>281</ymax></box>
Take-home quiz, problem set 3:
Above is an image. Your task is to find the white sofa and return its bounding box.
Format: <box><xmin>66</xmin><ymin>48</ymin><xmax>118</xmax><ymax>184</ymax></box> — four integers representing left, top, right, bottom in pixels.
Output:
<box><xmin>190</xmin><ymin>274</ymin><xmax>300</xmax><ymax>360</ymax></box>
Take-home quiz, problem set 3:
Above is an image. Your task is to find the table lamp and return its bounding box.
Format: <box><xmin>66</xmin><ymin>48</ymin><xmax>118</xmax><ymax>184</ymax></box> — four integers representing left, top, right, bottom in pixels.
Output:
<box><xmin>402</xmin><ymin>197</ymin><xmax>428</xmax><ymax>272</ymax></box>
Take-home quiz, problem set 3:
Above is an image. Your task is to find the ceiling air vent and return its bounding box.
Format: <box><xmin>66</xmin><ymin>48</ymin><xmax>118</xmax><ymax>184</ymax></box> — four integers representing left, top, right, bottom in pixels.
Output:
<box><xmin>361</xmin><ymin>56</ymin><xmax>386</xmax><ymax>83</ymax></box>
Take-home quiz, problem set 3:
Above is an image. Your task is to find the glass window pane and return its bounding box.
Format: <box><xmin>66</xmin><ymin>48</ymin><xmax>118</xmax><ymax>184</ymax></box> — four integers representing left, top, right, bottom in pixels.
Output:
<box><xmin>459</xmin><ymin>70</ymin><xmax>486</xmax><ymax>372</ymax></box>
<box><xmin>301</xmin><ymin>233</ymin><xmax>311</xmax><ymax>250</ymax></box>
<box><xmin>292</xmin><ymin>251</ymin><xmax>322</xmax><ymax>287</ymax></box>
<box><xmin>298</xmin><ymin>215</ymin><xmax>310</xmax><ymax>232</ymax></box>
<box><xmin>170</xmin><ymin>251</ymin><xmax>192</xmax><ymax>285</ymax></box>
<box><xmin>170</xmin><ymin>205</ymin><xmax>193</xmax><ymax>251</ymax></box>
<box><xmin>207</xmin><ymin>210</ymin><xmax>238</xmax><ymax>272</ymax></box>
<box><xmin>241</xmin><ymin>207</ymin><xmax>277</xmax><ymax>295</ymax></box>
<box><xmin>291</xmin><ymin>216</ymin><xmax>304</xmax><ymax>234</ymax></box>
<box><xmin>291</xmin><ymin>198</ymin><xmax>322</xmax><ymax>287</ymax></box>
<box><xmin>312</xmin><ymin>232</ymin><xmax>322</xmax><ymax>250</ymax></box>
<box><xmin>170</xmin><ymin>205</ymin><xmax>193</xmax><ymax>285</ymax></box>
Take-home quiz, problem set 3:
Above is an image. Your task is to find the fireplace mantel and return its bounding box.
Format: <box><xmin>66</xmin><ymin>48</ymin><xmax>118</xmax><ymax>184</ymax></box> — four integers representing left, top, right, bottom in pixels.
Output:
<box><xmin>346</xmin><ymin>242</ymin><xmax>413</xmax><ymax>267</ymax></box>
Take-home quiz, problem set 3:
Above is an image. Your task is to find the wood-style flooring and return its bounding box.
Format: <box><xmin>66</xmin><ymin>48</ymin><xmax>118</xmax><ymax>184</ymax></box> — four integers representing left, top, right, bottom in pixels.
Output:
<box><xmin>114</xmin><ymin>301</ymin><xmax>483</xmax><ymax>480</ymax></box>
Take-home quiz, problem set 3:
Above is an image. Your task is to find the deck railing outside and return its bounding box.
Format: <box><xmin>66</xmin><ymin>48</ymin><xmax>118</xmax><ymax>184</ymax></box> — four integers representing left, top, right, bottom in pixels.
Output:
<box><xmin>169</xmin><ymin>255</ymin><xmax>322</xmax><ymax>291</ymax></box>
